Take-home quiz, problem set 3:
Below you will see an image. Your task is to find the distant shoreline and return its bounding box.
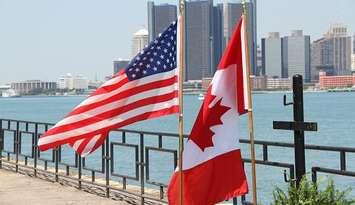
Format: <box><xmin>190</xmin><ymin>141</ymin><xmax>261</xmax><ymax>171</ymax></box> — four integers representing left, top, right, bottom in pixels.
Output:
<box><xmin>2</xmin><ymin>89</ymin><xmax>355</xmax><ymax>98</ymax></box>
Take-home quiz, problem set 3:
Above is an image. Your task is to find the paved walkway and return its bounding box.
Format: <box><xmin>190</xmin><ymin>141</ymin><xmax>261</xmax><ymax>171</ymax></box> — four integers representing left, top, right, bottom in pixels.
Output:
<box><xmin>0</xmin><ymin>169</ymin><xmax>128</xmax><ymax>205</ymax></box>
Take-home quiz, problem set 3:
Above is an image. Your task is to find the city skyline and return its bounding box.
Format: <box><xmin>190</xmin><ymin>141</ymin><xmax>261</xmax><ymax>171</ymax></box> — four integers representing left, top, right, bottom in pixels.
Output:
<box><xmin>1</xmin><ymin>0</ymin><xmax>355</xmax><ymax>83</ymax></box>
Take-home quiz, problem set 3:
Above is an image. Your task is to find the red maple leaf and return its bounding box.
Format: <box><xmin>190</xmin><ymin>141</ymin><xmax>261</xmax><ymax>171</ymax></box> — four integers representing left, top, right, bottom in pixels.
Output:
<box><xmin>189</xmin><ymin>89</ymin><xmax>231</xmax><ymax>151</ymax></box>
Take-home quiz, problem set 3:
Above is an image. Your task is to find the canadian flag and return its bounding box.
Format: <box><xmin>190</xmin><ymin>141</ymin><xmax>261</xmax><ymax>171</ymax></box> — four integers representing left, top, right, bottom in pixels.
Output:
<box><xmin>167</xmin><ymin>16</ymin><xmax>249</xmax><ymax>205</ymax></box>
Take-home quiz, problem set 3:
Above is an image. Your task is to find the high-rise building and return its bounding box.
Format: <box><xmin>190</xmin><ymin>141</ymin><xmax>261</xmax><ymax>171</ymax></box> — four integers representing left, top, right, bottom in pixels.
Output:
<box><xmin>311</xmin><ymin>24</ymin><xmax>352</xmax><ymax>79</ymax></box>
<box><xmin>131</xmin><ymin>29</ymin><xmax>149</xmax><ymax>58</ymax></box>
<box><xmin>261</xmin><ymin>32</ymin><xmax>282</xmax><ymax>77</ymax></box>
<box><xmin>220</xmin><ymin>2</ymin><xmax>256</xmax><ymax>75</ymax></box>
<box><xmin>147</xmin><ymin>1</ymin><xmax>257</xmax><ymax>81</ymax></box>
<box><xmin>113</xmin><ymin>59</ymin><xmax>130</xmax><ymax>75</ymax></box>
<box><xmin>282</xmin><ymin>30</ymin><xmax>311</xmax><ymax>82</ymax></box>
<box><xmin>147</xmin><ymin>1</ymin><xmax>177</xmax><ymax>42</ymax></box>
<box><xmin>211</xmin><ymin>4</ymin><xmax>223</xmax><ymax>74</ymax></box>
<box><xmin>185</xmin><ymin>0</ymin><xmax>213</xmax><ymax>81</ymax></box>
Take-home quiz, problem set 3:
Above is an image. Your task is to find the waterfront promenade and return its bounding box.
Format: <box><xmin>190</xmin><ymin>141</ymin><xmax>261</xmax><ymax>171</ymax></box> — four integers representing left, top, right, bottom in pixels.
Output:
<box><xmin>0</xmin><ymin>168</ymin><xmax>129</xmax><ymax>205</ymax></box>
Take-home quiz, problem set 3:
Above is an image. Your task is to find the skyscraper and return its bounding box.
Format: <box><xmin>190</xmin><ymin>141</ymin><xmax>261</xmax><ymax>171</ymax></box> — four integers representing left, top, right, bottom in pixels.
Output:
<box><xmin>146</xmin><ymin>1</ymin><xmax>257</xmax><ymax>81</ymax></box>
<box><xmin>324</xmin><ymin>24</ymin><xmax>352</xmax><ymax>75</ymax></box>
<box><xmin>131</xmin><ymin>28</ymin><xmax>149</xmax><ymax>58</ymax></box>
<box><xmin>261</xmin><ymin>32</ymin><xmax>283</xmax><ymax>77</ymax></box>
<box><xmin>185</xmin><ymin>0</ymin><xmax>213</xmax><ymax>81</ymax></box>
<box><xmin>211</xmin><ymin>4</ymin><xmax>223</xmax><ymax>74</ymax></box>
<box><xmin>311</xmin><ymin>24</ymin><xmax>352</xmax><ymax>79</ymax></box>
<box><xmin>147</xmin><ymin>1</ymin><xmax>177</xmax><ymax>42</ymax></box>
<box><xmin>282</xmin><ymin>30</ymin><xmax>311</xmax><ymax>82</ymax></box>
<box><xmin>220</xmin><ymin>2</ymin><xmax>256</xmax><ymax>75</ymax></box>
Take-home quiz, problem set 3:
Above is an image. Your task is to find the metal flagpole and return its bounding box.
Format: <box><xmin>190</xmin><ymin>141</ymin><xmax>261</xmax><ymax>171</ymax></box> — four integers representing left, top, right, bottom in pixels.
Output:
<box><xmin>178</xmin><ymin>1</ymin><xmax>185</xmax><ymax>205</ymax></box>
<box><xmin>241</xmin><ymin>1</ymin><xmax>258</xmax><ymax>204</ymax></box>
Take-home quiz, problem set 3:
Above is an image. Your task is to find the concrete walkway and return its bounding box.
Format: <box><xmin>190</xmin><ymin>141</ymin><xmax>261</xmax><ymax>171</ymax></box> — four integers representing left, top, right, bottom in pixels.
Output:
<box><xmin>0</xmin><ymin>169</ymin><xmax>128</xmax><ymax>205</ymax></box>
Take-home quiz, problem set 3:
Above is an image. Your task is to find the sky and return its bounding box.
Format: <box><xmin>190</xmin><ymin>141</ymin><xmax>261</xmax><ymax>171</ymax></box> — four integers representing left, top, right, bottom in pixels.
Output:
<box><xmin>0</xmin><ymin>0</ymin><xmax>354</xmax><ymax>84</ymax></box>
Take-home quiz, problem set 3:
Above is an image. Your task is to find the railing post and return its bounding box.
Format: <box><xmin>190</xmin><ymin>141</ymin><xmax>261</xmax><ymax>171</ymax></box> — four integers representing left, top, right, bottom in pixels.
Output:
<box><xmin>34</xmin><ymin>123</ymin><xmax>38</xmax><ymax>177</ymax></box>
<box><xmin>262</xmin><ymin>144</ymin><xmax>268</xmax><ymax>161</ymax></box>
<box><xmin>105</xmin><ymin>137</ymin><xmax>110</xmax><ymax>198</ymax></box>
<box><xmin>311</xmin><ymin>167</ymin><xmax>317</xmax><ymax>183</ymax></box>
<box><xmin>140</xmin><ymin>133</ymin><xmax>145</xmax><ymax>205</ymax></box>
<box><xmin>340</xmin><ymin>151</ymin><xmax>346</xmax><ymax>171</ymax></box>
<box><xmin>78</xmin><ymin>155</ymin><xmax>82</xmax><ymax>189</ymax></box>
<box><xmin>55</xmin><ymin>146</ymin><xmax>60</xmax><ymax>182</ymax></box>
<box><xmin>15</xmin><ymin>121</ymin><xmax>19</xmax><ymax>172</ymax></box>
<box><xmin>233</xmin><ymin>197</ymin><xmax>238</xmax><ymax>204</ymax></box>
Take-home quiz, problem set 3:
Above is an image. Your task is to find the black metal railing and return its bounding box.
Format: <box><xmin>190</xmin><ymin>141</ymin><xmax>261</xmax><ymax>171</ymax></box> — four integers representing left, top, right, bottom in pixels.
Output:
<box><xmin>1</xmin><ymin>118</ymin><xmax>355</xmax><ymax>204</ymax></box>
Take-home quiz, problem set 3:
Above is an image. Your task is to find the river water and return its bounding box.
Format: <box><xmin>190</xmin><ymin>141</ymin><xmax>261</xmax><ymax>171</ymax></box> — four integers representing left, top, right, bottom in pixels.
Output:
<box><xmin>0</xmin><ymin>92</ymin><xmax>354</xmax><ymax>203</ymax></box>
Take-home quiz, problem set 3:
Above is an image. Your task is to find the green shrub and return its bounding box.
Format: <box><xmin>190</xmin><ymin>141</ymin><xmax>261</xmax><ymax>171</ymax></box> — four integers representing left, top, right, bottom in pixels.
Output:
<box><xmin>272</xmin><ymin>177</ymin><xmax>355</xmax><ymax>205</ymax></box>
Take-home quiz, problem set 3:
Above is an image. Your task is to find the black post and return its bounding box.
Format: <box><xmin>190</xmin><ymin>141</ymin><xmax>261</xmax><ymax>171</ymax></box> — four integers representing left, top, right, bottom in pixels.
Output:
<box><xmin>293</xmin><ymin>75</ymin><xmax>305</xmax><ymax>185</ymax></box>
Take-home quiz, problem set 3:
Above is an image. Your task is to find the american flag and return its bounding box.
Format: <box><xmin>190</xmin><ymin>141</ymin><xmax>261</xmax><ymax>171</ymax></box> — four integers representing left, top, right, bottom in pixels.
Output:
<box><xmin>38</xmin><ymin>21</ymin><xmax>179</xmax><ymax>156</ymax></box>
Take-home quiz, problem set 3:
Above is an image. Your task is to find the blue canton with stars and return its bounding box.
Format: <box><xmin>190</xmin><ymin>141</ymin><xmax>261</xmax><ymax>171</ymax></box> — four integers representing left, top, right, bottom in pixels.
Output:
<box><xmin>126</xmin><ymin>21</ymin><xmax>177</xmax><ymax>81</ymax></box>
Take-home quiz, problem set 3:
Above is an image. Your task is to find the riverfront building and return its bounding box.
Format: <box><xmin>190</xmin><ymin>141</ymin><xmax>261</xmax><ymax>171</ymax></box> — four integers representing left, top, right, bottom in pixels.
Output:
<box><xmin>11</xmin><ymin>80</ymin><xmax>57</xmax><ymax>95</ymax></box>
<box><xmin>147</xmin><ymin>1</ymin><xmax>177</xmax><ymax>42</ymax></box>
<box><xmin>131</xmin><ymin>29</ymin><xmax>149</xmax><ymax>58</ymax></box>
<box><xmin>318</xmin><ymin>71</ymin><xmax>355</xmax><ymax>89</ymax></box>
<box><xmin>58</xmin><ymin>73</ymin><xmax>88</xmax><ymax>90</ymax></box>
<box><xmin>266</xmin><ymin>77</ymin><xmax>292</xmax><ymax>90</ymax></box>
<box><xmin>250</xmin><ymin>75</ymin><xmax>267</xmax><ymax>90</ymax></box>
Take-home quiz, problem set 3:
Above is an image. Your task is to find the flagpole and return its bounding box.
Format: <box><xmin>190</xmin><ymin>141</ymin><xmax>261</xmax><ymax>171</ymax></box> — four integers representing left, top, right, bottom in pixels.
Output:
<box><xmin>178</xmin><ymin>1</ymin><xmax>185</xmax><ymax>205</ymax></box>
<box><xmin>241</xmin><ymin>1</ymin><xmax>258</xmax><ymax>204</ymax></box>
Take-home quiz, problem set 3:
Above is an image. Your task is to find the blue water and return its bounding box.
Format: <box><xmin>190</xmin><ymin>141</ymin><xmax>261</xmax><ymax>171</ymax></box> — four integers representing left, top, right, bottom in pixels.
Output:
<box><xmin>0</xmin><ymin>92</ymin><xmax>355</xmax><ymax>203</ymax></box>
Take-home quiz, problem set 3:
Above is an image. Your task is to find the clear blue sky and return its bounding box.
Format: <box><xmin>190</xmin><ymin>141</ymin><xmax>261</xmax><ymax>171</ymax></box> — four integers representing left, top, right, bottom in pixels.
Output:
<box><xmin>0</xmin><ymin>0</ymin><xmax>354</xmax><ymax>84</ymax></box>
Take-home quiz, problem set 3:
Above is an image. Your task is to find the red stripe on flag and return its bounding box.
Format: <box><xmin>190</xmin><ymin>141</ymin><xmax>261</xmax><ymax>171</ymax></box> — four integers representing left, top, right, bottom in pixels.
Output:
<box><xmin>167</xmin><ymin>150</ymin><xmax>248</xmax><ymax>205</ymax></box>
<box><xmin>39</xmin><ymin>105</ymin><xmax>179</xmax><ymax>151</ymax></box>
<box><xmin>42</xmin><ymin>91</ymin><xmax>178</xmax><ymax>137</ymax></box>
